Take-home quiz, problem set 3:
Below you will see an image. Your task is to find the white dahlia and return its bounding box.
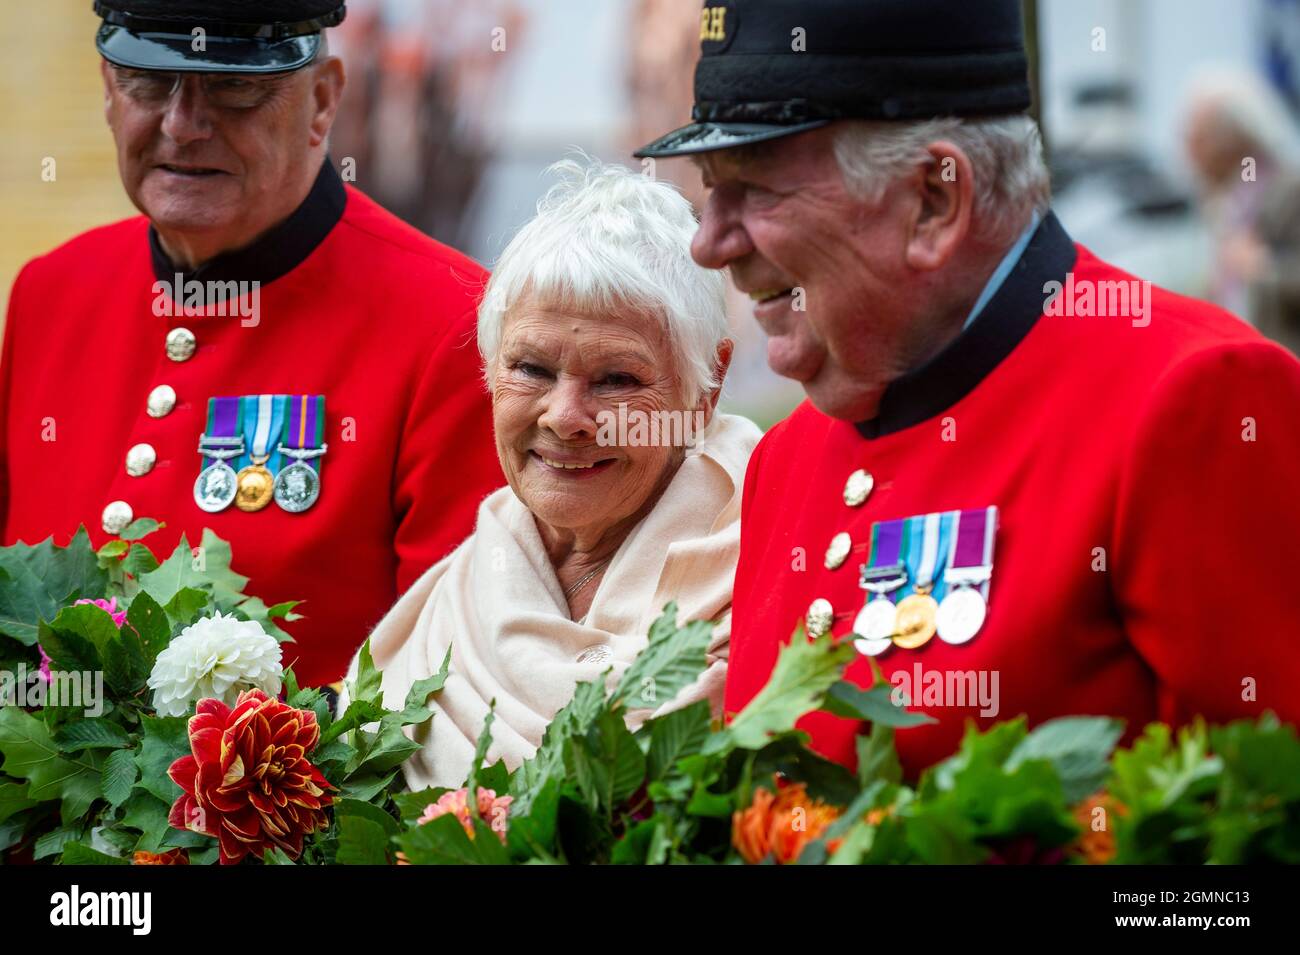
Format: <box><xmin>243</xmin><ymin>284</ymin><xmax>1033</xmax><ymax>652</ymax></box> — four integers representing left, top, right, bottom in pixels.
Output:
<box><xmin>147</xmin><ymin>612</ymin><xmax>283</xmax><ymax>717</ymax></box>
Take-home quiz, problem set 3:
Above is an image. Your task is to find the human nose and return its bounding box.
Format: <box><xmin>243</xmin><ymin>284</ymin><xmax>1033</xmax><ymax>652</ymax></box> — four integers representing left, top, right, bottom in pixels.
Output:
<box><xmin>159</xmin><ymin>76</ymin><xmax>214</xmax><ymax>145</ymax></box>
<box><xmin>692</xmin><ymin>184</ymin><xmax>754</xmax><ymax>270</ymax></box>
<box><xmin>537</xmin><ymin>376</ymin><xmax>599</xmax><ymax>441</ymax></box>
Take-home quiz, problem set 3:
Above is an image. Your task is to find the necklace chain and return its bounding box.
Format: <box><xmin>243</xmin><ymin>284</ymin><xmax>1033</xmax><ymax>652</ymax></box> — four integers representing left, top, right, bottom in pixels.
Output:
<box><xmin>563</xmin><ymin>558</ymin><xmax>612</xmax><ymax>599</ymax></box>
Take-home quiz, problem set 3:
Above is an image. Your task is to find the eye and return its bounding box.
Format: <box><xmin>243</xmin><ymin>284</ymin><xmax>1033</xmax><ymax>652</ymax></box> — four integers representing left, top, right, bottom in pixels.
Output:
<box><xmin>514</xmin><ymin>361</ymin><xmax>552</xmax><ymax>379</ymax></box>
<box><xmin>599</xmin><ymin>372</ymin><xmax>642</xmax><ymax>388</ymax></box>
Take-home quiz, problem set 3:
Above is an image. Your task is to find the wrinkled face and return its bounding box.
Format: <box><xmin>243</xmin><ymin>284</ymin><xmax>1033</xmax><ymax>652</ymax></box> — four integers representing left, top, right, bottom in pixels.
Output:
<box><xmin>492</xmin><ymin>300</ymin><xmax>692</xmax><ymax>540</ymax></box>
<box><xmin>102</xmin><ymin>61</ymin><xmax>324</xmax><ymax>240</ymax></box>
<box><xmin>691</xmin><ymin>125</ymin><xmax>919</xmax><ymax>421</ymax></box>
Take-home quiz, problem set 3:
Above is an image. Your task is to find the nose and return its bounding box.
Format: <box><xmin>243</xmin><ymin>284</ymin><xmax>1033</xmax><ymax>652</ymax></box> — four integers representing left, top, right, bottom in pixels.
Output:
<box><xmin>691</xmin><ymin>184</ymin><xmax>754</xmax><ymax>270</ymax></box>
<box><xmin>537</xmin><ymin>376</ymin><xmax>598</xmax><ymax>442</ymax></box>
<box><xmin>159</xmin><ymin>76</ymin><xmax>214</xmax><ymax>146</ymax></box>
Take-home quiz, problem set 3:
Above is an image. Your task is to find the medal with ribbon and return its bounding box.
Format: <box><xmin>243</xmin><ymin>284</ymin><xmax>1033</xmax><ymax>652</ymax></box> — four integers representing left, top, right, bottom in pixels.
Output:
<box><xmin>235</xmin><ymin>394</ymin><xmax>287</xmax><ymax>513</ymax></box>
<box><xmin>936</xmin><ymin>506</ymin><xmax>997</xmax><ymax>645</ymax></box>
<box><xmin>274</xmin><ymin>394</ymin><xmax>327</xmax><ymax>513</ymax></box>
<box><xmin>893</xmin><ymin>510</ymin><xmax>954</xmax><ymax>650</ymax></box>
<box><xmin>852</xmin><ymin>517</ymin><xmax>910</xmax><ymax>657</ymax></box>
<box><xmin>194</xmin><ymin>396</ymin><xmax>244</xmax><ymax>513</ymax></box>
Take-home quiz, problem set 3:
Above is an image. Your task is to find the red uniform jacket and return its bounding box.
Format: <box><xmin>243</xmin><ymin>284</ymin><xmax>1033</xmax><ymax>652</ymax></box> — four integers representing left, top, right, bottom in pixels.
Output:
<box><xmin>0</xmin><ymin>160</ymin><xmax>503</xmax><ymax>687</ymax></box>
<box><xmin>728</xmin><ymin>213</ymin><xmax>1300</xmax><ymax>776</ymax></box>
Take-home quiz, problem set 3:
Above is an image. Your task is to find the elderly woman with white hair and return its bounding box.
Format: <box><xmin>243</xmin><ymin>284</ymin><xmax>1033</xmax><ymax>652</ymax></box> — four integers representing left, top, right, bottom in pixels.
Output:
<box><xmin>344</xmin><ymin>158</ymin><xmax>761</xmax><ymax>789</ymax></box>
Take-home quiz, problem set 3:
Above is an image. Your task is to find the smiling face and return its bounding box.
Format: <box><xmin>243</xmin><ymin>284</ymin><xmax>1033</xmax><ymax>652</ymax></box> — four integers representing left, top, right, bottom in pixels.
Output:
<box><xmin>491</xmin><ymin>299</ymin><xmax>696</xmax><ymax>546</ymax></box>
<box><xmin>101</xmin><ymin>57</ymin><xmax>343</xmax><ymax>262</ymax></box>
<box><xmin>690</xmin><ymin>125</ymin><xmax>945</xmax><ymax>421</ymax></box>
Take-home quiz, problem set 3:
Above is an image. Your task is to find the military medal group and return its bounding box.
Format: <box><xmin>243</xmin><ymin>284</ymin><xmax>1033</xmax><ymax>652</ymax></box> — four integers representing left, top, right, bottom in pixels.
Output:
<box><xmin>809</xmin><ymin>469</ymin><xmax>998</xmax><ymax>655</ymax></box>
<box><xmin>195</xmin><ymin>394</ymin><xmax>328</xmax><ymax>514</ymax></box>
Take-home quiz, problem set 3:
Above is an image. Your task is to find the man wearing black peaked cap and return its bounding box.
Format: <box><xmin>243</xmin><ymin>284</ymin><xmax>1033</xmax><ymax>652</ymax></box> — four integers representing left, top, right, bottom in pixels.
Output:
<box><xmin>636</xmin><ymin>0</ymin><xmax>1300</xmax><ymax>775</ymax></box>
<box><xmin>0</xmin><ymin>1</ymin><xmax>505</xmax><ymax>688</ymax></box>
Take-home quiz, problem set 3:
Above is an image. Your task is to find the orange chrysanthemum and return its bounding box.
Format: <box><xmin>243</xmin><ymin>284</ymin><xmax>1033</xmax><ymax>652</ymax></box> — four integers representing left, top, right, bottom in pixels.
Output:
<box><xmin>732</xmin><ymin>779</ymin><xmax>841</xmax><ymax>864</ymax></box>
<box><xmin>131</xmin><ymin>848</ymin><xmax>188</xmax><ymax>865</ymax></box>
<box><xmin>1070</xmin><ymin>792</ymin><xmax>1126</xmax><ymax>864</ymax></box>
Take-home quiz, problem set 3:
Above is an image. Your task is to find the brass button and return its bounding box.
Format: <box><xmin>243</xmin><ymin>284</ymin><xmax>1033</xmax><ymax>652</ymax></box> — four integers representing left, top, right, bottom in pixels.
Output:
<box><xmin>165</xmin><ymin>327</ymin><xmax>197</xmax><ymax>362</ymax></box>
<box><xmin>824</xmin><ymin>532</ymin><xmax>851</xmax><ymax>570</ymax></box>
<box><xmin>806</xmin><ymin>598</ymin><xmax>834</xmax><ymax>637</ymax></box>
<box><xmin>147</xmin><ymin>384</ymin><xmax>177</xmax><ymax>418</ymax></box>
<box><xmin>102</xmin><ymin>500</ymin><xmax>133</xmax><ymax>535</ymax></box>
<box><xmin>843</xmin><ymin>469</ymin><xmax>874</xmax><ymax>506</ymax></box>
<box><xmin>125</xmin><ymin>443</ymin><xmax>157</xmax><ymax>477</ymax></box>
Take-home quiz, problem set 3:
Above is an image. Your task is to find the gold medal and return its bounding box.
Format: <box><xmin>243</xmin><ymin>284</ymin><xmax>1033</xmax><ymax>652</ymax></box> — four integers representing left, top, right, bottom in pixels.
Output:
<box><xmin>893</xmin><ymin>587</ymin><xmax>938</xmax><ymax>649</ymax></box>
<box><xmin>235</xmin><ymin>454</ymin><xmax>275</xmax><ymax>512</ymax></box>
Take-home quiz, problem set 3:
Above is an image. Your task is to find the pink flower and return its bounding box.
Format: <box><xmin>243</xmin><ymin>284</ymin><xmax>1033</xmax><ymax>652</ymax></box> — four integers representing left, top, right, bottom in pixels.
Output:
<box><xmin>418</xmin><ymin>787</ymin><xmax>513</xmax><ymax>843</ymax></box>
<box><xmin>36</xmin><ymin>645</ymin><xmax>52</xmax><ymax>684</ymax></box>
<box><xmin>75</xmin><ymin>597</ymin><xmax>127</xmax><ymax>628</ymax></box>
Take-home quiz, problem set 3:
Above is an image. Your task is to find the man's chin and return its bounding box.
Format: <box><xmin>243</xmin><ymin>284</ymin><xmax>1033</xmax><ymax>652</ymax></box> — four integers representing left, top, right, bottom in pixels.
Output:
<box><xmin>138</xmin><ymin>180</ymin><xmax>240</xmax><ymax>234</ymax></box>
<box><xmin>803</xmin><ymin>377</ymin><xmax>883</xmax><ymax>423</ymax></box>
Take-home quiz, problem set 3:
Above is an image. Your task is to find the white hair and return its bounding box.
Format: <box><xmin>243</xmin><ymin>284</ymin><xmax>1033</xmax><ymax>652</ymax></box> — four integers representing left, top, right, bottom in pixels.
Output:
<box><xmin>478</xmin><ymin>156</ymin><xmax>729</xmax><ymax>403</ymax></box>
<box><xmin>833</xmin><ymin>114</ymin><xmax>1052</xmax><ymax>246</ymax></box>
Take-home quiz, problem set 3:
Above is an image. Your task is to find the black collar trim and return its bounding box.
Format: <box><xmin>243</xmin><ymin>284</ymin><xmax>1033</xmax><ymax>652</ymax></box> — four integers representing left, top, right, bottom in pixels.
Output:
<box><xmin>856</xmin><ymin>211</ymin><xmax>1077</xmax><ymax>439</ymax></box>
<box><xmin>149</xmin><ymin>158</ymin><xmax>346</xmax><ymax>293</ymax></box>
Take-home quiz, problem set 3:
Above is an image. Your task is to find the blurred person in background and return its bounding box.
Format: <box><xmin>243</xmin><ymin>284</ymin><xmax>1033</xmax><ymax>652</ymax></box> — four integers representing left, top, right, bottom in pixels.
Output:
<box><xmin>1184</xmin><ymin>67</ymin><xmax>1300</xmax><ymax>353</ymax></box>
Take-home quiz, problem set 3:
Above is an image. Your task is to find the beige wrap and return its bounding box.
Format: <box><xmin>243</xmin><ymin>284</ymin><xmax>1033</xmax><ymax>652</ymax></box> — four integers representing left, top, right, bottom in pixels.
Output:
<box><xmin>341</xmin><ymin>413</ymin><xmax>761</xmax><ymax>790</ymax></box>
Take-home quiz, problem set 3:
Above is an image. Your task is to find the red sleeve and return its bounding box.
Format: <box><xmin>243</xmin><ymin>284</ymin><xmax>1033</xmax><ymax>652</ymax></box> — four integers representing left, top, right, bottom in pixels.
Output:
<box><xmin>1113</xmin><ymin>339</ymin><xmax>1300</xmax><ymax>725</ymax></box>
<box><xmin>0</xmin><ymin>263</ymin><xmax>32</xmax><ymax>532</ymax></box>
<box><xmin>391</xmin><ymin>298</ymin><xmax>503</xmax><ymax>595</ymax></box>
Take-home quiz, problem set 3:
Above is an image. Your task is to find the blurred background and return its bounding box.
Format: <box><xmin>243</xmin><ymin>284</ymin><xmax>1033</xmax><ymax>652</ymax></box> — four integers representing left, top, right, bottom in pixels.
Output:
<box><xmin>3</xmin><ymin>0</ymin><xmax>1299</xmax><ymax>426</ymax></box>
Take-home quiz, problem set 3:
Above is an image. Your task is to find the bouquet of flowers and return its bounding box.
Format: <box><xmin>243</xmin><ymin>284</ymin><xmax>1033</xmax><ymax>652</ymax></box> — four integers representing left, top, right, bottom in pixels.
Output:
<box><xmin>2</xmin><ymin>522</ymin><xmax>1296</xmax><ymax>865</ymax></box>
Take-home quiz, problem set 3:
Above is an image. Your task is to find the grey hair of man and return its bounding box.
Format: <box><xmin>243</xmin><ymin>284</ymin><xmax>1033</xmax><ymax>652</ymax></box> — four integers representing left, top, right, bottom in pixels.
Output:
<box><xmin>832</xmin><ymin>114</ymin><xmax>1053</xmax><ymax>247</ymax></box>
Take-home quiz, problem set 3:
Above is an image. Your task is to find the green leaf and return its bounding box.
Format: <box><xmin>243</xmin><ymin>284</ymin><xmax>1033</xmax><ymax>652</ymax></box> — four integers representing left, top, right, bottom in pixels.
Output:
<box><xmin>60</xmin><ymin>842</ymin><xmax>129</xmax><ymax>865</ymax></box>
<box><xmin>102</xmin><ymin>749</ymin><xmax>139</xmax><ymax>808</ymax></box>
<box><xmin>0</xmin><ymin>706</ymin><xmax>100</xmax><ymax>804</ymax></box>
<box><xmin>119</xmin><ymin>791</ymin><xmax>174</xmax><ymax>854</ymax></box>
<box><xmin>44</xmin><ymin>603</ymin><xmax>149</xmax><ymax>697</ymax></box>
<box><xmin>162</xmin><ymin>588</ymin><xmax>209</xmax><ymax>629</ymax></box>
<box><xmin>567</xmin><ymin>707</ymin><xmax>646</xmax><ymax>813</ymax></box>
<box><xmin>122</xmin><ymin>544</ymin><xmax>160</xmax><ymax>579</ymax></box>
<box><xmin>0</xmin><ymin>527</ymin><xmax>109</xmax><ymax>645</ymax></box>
<box><xmin>134</xmin><ymin>716</ymin><xmax>189</xmax><ymax>805</ymax></box>
<box><xmin>1006</xmin><ymin>716</ymin><xmax>1124</xmax><ymax>803</ymax></box>
<box><xmin>511</xmin><ymin>679</ymin><xmax>608</xmax><ymax>817</ymax></box>
<box><xmin>34</xmin><ymin>825</ymin><xmax>80</xmax><ymax>860</ymax></box>
<box><xmin>716</xmin><ymin>630</ymin><xmax>854</xmax><ymax>753</ymax></box>
<box><xmin>53</xmin><ymin>720</ymin><xmax>131</xmax><ymax>752</ymax></box>
<box><xmin>645</xmin><ymin>700</ymin><xmax>711</xmax><ymax>781</ymax></box>
<box><xmin>97</xmin><ymin>539</ymin><xmax>130</xmax><ymax>564</ymax></box>
<box><xmin>334</xmin><ymin>798</ymin><xmax>400</xmax><ymax>865</ymax></box>
<box><xmin>120</xmin><ymin>518</ymin><xmax>162</xmax><ymax>542</ymax></box>
<box><xmin>346</xmin><ymin>714</ymin><xmax>421</xmax><ymax>776</ymax></box>
<box><xmin>348</xmin><ymin>640</ymin><xmax>383</xmax><ymax>708</ymax></box>
<box><xmin>262</xmin><ymin>847</ymin><xmax>297</xmax><ymax>865</ymax></box>
<box><xmin>0</xmin><ymin>780</ymin><xmax>35</xmax><ymax>824</ymax></box>
<box><xmin>397</xmin><ymin>812</ymin><xmax>510</xmax><ymax>865</ymax></box>
<box><xmin>398</xmin><ymin>650</ymin><xmax>451</xmax><ymax>725</ymax></box>
<box><xmin>466</xmin><ymin>703</ymin><xmax>496</xmax><ymax>795</ymax></box>
<box><xmin>138</xmin><ymin>535</ymin><xmax>211</xmax><ymax>608</ymax></box>
<box><xmin>125</xmin><ymin>589</ymin><xmax>173</xmax><ymax>662</ymax></box>
<box><xmin>318</xmin><ymin>699</ymin><xmax>386</xmax><ymax>748</ymax></box>
<box><xmin>335</xmin><ymin>770</ymin><xmax>399</xmax><ymax>802</ymax></box>
<box><xmin>821</xmin><ymin>679</ymin><xmax>937</xmax><ymax>728</ymax></box>
<box><xmin>194</xmin><ymin>529</ymin><xmax>253</xmax><ymax>611</ymax></box>
<box><xmin>611</xmin><ymin>603</ymin><xmax>712</xmax><ymax>709</ymax></box>
<box><xmin>855</xmin><ymin>723</ymin><xmax>902</xmax><ymax>787</ymax></box>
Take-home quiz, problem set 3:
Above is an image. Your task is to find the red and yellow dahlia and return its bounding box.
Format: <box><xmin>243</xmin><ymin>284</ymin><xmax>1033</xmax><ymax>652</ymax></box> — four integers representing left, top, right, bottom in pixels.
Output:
<box><xmin>167</xmin><ymin>688</ymin><xmax>334</xmax><ymax>864</ymax></box>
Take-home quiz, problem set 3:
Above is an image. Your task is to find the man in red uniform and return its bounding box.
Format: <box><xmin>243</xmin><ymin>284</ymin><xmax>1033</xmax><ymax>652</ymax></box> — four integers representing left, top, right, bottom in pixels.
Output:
<box><xmin>637</xmin><ymin>0</ymin><xmax>1300</xmax><ymax>775</ymax></box>
<box><xmin>0</xmin><ymin>1</ymin><xmax>503</xmax><ymax>687</ymax></box>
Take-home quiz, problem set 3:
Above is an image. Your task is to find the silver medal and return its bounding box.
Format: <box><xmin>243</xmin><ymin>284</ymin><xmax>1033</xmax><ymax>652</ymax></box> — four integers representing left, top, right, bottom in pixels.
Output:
<box><xmin>936</xmin><ymin>586</ymin><xmax>987</xmax><ymax>645</ymax></box>
<box><xmin>273</xmin><ymin>461</ymin><xmax>321</xmax><ymax>513</ymax></box>
<box><xmin>194</xmin><ymin>461</ymin><xmax>238</xmax><ymax>512</ymax></box>
<box><xmin>852</xmin><ymin>597</ymin><xmax>897</xmax><ymax>657</ymax></box>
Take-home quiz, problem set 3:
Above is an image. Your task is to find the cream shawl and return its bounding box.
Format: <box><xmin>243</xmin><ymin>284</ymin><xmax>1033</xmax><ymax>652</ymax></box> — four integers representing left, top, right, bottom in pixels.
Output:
<box><xmin>342</xmin><ymin>413</ymin><xmax>761</xmax><ymax>790</ymax></box>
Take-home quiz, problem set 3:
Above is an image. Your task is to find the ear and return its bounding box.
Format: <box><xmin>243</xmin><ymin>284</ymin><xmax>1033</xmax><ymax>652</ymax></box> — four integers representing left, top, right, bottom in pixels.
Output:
<box><xmin>697</xmin><ymin>338</ymin><xmax>735</xmax><ymax>424</ymax></box>
<box><xmin>100</xmin><ymin>59</ymin><xmax>115</xmax><ymax>123</ymax></box>
<box><xmin>904</xmin><ymin>140</ymin><xmax>975</xmax><ymax>272</ymax></box>
<box><xmin>307</xmin><ymin>56</ymin><xmax>346</xmax><ymax>148</ymax></box>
